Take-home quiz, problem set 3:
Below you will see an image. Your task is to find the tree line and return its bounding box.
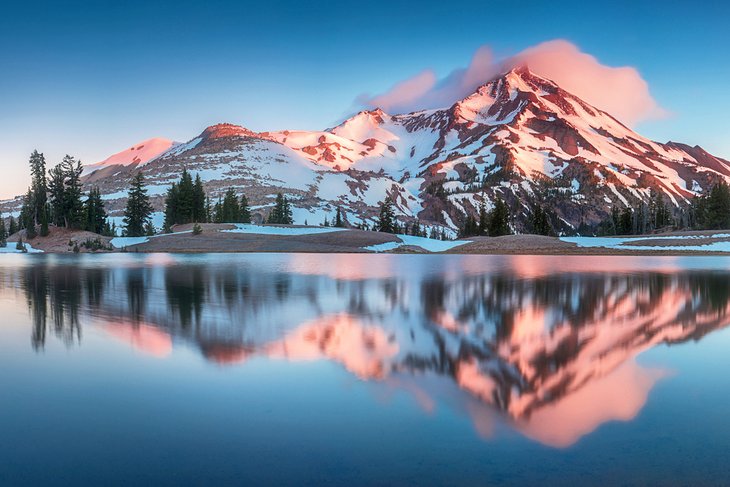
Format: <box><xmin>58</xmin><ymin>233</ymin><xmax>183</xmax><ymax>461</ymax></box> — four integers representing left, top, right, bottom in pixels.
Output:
<box><xmin>15</xmin><ymin>151</ymin><xmax>114</xmax><ymax>240</ymax></box>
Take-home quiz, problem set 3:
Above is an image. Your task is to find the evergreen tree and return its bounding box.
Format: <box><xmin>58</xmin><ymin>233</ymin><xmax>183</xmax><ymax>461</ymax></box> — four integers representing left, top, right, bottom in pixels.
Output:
<box><xmin>239</xmin><ymin>194</ymin><xmax>251</xmax><ymax>223</ymax></box>
<box><xmin>29</xmin><ymin>150</ymin><xmax>47</xmax><ymax>226</ymax></box>
<box><xmin>0</xmin><ymin>215</ymin><xmax>6</xmax><ymax>247</ymax></box>
<box><xmin>123</xmin><ymin>172</ymin><xmax>154</xmax><ymax>237</ymax></box>
<box><xmin>376</xmin><ymin>197</ymin><xmax>396</xmax><ymax>233</ymax></box>
<box><xmin>611</xmin><ymin>206</ymin><xmax>620</xmax><ymax>234</ymax></box>
<box><xmin>267</xmin><ymin>193</ymin><xmax>293</xmax><ymax>224</ymax></box>
<box><xmin>281</xmin><ymin>195</ymin><xmax>293</xmax><ymax>224</ymax></box>
<box><xmin>205</xmin><ymin>196</ymin><xmax>213</xmax><ymax>224</ymax></box>
<box><xmin>20</xmin><ymin>190</ymin><xmax>37</xmax><ymax>238</ymax></box>
<box><xmin>213</xmin><ymin>197</ymin><xmax>223</xmax><ymax>224</ymax></box>
<box><xmin>530</xmin><ymin>204</ymin><xmax>551</xmax><ymax>236</ymax></box>
<box><xmin>334</xmin><ymin>207</ymin><xmax>344</xmax><ymax>227</ymax></box>
<box><xmin>410</xmin><ymin>221</ymin><xmax>420</xmax><ymax>236</ymax></box>
<box><xmin>705</xmin><ymin>181</ymin><xmax>730</xmax><ymax>229</ymax></box>
<box><xmin>192</xmin><ymin>174</ymin><xmax>206</xmax><ymax>223</ymax></box>
<box><xmin>84</xmin><ymin>187</ymin><xmax>108</xmax><ymax>234</ymax></box>
<box><xmin>177</xmin><ymin>169</ymin><xmax>195</xmax><ymax>224</ymax></box>
<box><xmin>47</xmin><ymin>163</ymin><xmax>66</xmax><ymax>227</ymax></box>
<box><xmin>618</xmin><ymin>206</ymin><xmax>633</xmax><ymax>235</ymax></box>
<box><xmin>487</xmin><ymin>197</ymin><xmax>510</xmax><ymax>237</ymax></box>
<box><xmin>216</xmin><ymin>188</ymin><xmax>241</xmax><ymax>223</ymax></box>
<box><xmin>163</xmin><ymin>171</ymin><xmax>209</xmax><ymax>228</ymax></box>
<box><xmin>460</xmin><ymin>214</ymin><xmax>478</xmax><ymax>237</ymax></box>
<box><xmin>61</xmin><ymin>155</ymin><xmax>84</xmax><ymax>229</ymax></box>
<box><xmin>163</xmin><ymin>182</ymin><xmax>179</xmax><ymax>232</ymax></box>
<box><xmin>8</xmin><ymin>216</ymin><xmax>17</xmax><ymax>236</ymax></box>
<box><xmin>144</xmin><ymin>220</ymin><xmax>156</xmax><ymax>236</ymax></box>
<box><xmin>478</xmin><ymin>200</ymin><xmax>489</xmax><ymax>236</ymax></box>
<box><xmin>39</xmin><ymin>205</ymin><xmax>49</xmax><ymax>237</ymax></box>
<box><xmin>46</xmin><ymin>156</ymin><xmax>84</xmax><ymax>229</ymax></box>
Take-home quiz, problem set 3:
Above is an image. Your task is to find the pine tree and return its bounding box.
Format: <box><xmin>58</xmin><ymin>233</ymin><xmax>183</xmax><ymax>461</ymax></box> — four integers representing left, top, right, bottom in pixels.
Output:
<box><xmin>192</xmin><ymin>174</ymin><xmax>206</xmax><ymax>223</ymax></box>
<box><xmin>123</xmin><ymin>172</ymin><xmax>154</xmax><ymax>237</ymax></box>
<box><xmin>410</xmin><ymin>221</ymin><xmax>420</xmax><ymax>236</ymax></box>
<box><xmin>217</xmin><ymin>188</ymin><xmax>241</xmax><ymax>223</ymax></box>
<box><xmin>144</xmin><ymin>220</ymin><xmax>156</xmax><ymax>236</ymax></box>
<box><xmin>8</xmin><ymin>216</ymin><xmax>17</xmax><ymax>236</ymax></box>
<box><xmin>611</xmin><ymin>206</ymin><xmax>620</xmax><ymax>234</ymax></box>
<box><xmin>0</xmin><ymin>215</ymin><xmax>7</xmax><ymax>247</ymax></box>
<box><xmin>47</xmin><ymin>163</ymin><xmax>65</xmax><ymax>227</ymax></box>
<box><xmin>334</xmin><ymin>207</ymin><xmax>344</xmax><ymax>227</ymax></box>
<box><xmin>487</xmin><ymin>197</ymin><xmax>510</xmax><ymax>237</ymax></box>
<box><xmin>619</xmin><ymin>206</ymin><xmax>633</xmax><ymax>235</ymax></box>
<box><xmin>281</xmin><ymin>195</ymin><xmax>293</xmax><ymax>224</ymax></box>
<box><xmin>163</xmin><ymin>182</ymin><xmax>179</xmax><ymax>232</ymax></box>
<box><xmin>376</xmin><ymin>197</ymin><xmax>396</xmax><ymax>233</ymax></box>
<box><xmin>239</xmin><ymin>194</ymin><xmax>251</xmax><ymax>223</ymax></box>
<box><xmin>205</xmin><ymin>196</ymin><xmax>213</xmax><ymax>224</ymax></box>
<box><xmin>39</xmin><ymin>205</ymin><xmax>49</xmax><ymax>237</ymax></box>
<box><xmin>20</xmin><ymin>190</ymin><xmax>37</xmax><ymax>239</ymax></box>
<box><xmin>460</xmin><ymin>214</ymin><xmax>478</xmax><ymax>237</ymax></box>
<box><xmin>46</xmin><ymin>156</ymin><xmax>84</xmax><ymax>229</ymax></box>
<box><xmin>84</xmin><ymin>187</ymin><xmax>108</xmax><ymax>234</ymax></box>
<box><xmin>706</xmin><ymin>181</ymin><xmax>730</xmax><ymax>229</ymax></box>
<box><xmin>61</xmin><ymin>155</ymin><xmax>84</xmax><ymax>229</ymax></box>
<box><xmin>177</xmin><ymin>169</ymin><xmax>195</xmax><ymax>224</ymax></box>
<box><xmin>530</xmin><ymin>204</ymin><xmax>551</xmax><ymax>236</ymax></box>
<box><xmin>478</xmin><ymin>200</ymin><xmax>489</xmax><ymax>236</ymax></box>
<box><xmin>213</xmin><ymin>197</ymin><xmax>223</xmax><ymax>224</ymax></box>
<box><xmin>29</xmin><ymin>150</ymin><xmax>47</xmax><ymax>226</ymax></box>
<box><xmin>267</xmin><ymin>193</ymin><xmax>293</xmax><ymax>224</ymax></box>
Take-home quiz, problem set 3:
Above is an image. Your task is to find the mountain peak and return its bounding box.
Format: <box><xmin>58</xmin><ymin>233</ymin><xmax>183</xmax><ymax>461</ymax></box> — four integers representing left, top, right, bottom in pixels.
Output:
<box><xmin>201</xmin><ymin>123</ymin><xmax>259</xmax><ymax>140</ymax></box>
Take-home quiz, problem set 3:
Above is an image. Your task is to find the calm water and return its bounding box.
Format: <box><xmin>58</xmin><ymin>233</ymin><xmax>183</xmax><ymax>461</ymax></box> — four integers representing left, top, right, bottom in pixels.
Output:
<box><xmin>2</xmin><ymin>253</ymin><xmax>730</xmax><ymax>486</ymax></box>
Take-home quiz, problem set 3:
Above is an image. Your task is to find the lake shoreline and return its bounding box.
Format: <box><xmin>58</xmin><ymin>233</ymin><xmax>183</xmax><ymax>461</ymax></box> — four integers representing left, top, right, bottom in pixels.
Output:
<box><xmin>6</xmin><ymin>224</ymin><xmax>730</xmax><ymax>256</ymax></box>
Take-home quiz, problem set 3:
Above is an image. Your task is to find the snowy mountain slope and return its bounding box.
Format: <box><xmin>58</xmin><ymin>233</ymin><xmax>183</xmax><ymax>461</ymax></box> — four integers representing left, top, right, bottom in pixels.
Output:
<box><xmin>83</xmin><ymin>137</ymin><xmax>178</xmax><ymax>177</ymax></box>
<box><xmin>80</xmin><ymin>123</ymin><xmax>426</xmax><ymax>231</ymax></box>
<box><xmin>6</xmin><ymin>66</ymin><xmax>728</xmax><ymax>234</ymax></box>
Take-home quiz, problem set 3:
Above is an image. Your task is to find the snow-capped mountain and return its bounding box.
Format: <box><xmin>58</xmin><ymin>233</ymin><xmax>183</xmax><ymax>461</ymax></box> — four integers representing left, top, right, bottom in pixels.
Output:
<box><xmin>13</xmin><ymin>66</ymin><xmax>730</xmax><ymax>233</ymax></box>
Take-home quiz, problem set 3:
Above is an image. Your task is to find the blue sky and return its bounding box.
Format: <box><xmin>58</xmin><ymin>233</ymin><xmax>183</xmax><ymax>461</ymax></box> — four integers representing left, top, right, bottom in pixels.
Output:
<box><xmin>1</xmin><ymin>0</ymin><xmax>729</xmax><ymax>198</ymax></box>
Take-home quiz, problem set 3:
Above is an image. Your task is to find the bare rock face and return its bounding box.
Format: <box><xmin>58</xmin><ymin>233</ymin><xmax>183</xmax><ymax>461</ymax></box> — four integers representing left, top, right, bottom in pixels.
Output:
<box><xmin>10</xmin><ymin>67</ymin><xmax>725</xmax><ymax>235</ymax></box>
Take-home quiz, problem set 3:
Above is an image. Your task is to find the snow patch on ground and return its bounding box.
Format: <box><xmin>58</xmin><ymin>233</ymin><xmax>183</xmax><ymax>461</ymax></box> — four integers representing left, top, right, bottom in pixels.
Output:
<box><xmin>110</xmin><ymin>237</ymin><xmax>150</xmax><ymax>248</ymax></box>
<box><xmin>561</xmin><ymin>234</ymin><xmax>730</xmax><ymax>252</ymax></box>
<box><xmin>223</xmin><ymin>224</ymin><xmax>347</xmax><ymax>236</ymax></box>
<box><xmin>0</xmin><ymin>242</ymin><xmax>43</xmax><ymax>253</ymax></box>
<box><xmin>364</xmin><ymin>234</ymin><xmax>471</xmax><ymax>253</ymax></box>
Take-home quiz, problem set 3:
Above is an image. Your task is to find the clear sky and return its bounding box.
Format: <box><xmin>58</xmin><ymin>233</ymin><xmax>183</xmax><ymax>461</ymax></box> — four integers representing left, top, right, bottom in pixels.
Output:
<box><xmin>1</xmin><ymin>0</ymin><xmax>729</xmax><ymax>198</ymax></box>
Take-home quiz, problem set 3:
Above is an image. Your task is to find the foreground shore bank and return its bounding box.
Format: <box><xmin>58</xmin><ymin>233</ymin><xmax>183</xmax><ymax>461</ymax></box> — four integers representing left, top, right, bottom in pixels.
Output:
<box><xmin>5</xmin><ymin>224</ymin><xmax>730</xmax><ymax>255</ymax></box>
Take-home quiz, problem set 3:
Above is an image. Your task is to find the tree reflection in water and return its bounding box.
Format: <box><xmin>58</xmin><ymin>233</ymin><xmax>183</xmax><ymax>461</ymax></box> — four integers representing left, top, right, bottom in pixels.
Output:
<box><xmin>6</xmin><ymin>255</ymin><xmax>730</xmax><ymax>447</ymax></box>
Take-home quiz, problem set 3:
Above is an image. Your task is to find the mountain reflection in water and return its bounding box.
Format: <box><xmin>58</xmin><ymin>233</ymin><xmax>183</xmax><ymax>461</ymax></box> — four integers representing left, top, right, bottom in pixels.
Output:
<box><xmin>4</xmin><ymin>253</ymin><xmax>730</xmax><ymax>448</ymax></box>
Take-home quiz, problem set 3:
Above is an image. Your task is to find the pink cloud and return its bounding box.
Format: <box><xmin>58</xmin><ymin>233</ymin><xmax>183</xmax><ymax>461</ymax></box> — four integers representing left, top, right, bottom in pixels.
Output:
<box><xmin>362</xmin><ymin>40</ymin><xmax>666</xmax><ymax>127</ymax></box>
